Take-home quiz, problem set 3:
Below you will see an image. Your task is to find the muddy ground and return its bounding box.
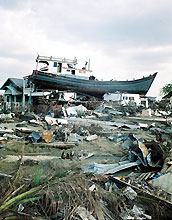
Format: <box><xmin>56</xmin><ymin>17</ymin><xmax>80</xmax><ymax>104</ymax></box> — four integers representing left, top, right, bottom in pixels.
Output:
<box><xmin>0</xmin><ymin>115</ymin><xmax>164</xmax><ymax>179</ymax></box>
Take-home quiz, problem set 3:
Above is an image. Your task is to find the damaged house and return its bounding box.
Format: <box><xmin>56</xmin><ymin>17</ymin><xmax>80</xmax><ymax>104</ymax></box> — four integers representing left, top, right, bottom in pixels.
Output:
<box><xmin>0</xmin><ymin>77</ymin><xmax>76</xmax><ymax>113</ymax></box>
<box><xmin>103</xmin><ymin>92</ymin><xmax>141</xmax><ymax>106</ymax></box>
<box><xmin>0</xmin><ymin>78</ymin><xmax>29</xmax><ymax>111</ymax></box>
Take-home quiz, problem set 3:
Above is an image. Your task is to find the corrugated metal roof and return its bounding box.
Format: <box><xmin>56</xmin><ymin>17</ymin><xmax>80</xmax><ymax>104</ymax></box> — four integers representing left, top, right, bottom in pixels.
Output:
<box><xmin>5</xmin><ymin>85</ymin><xmax>22</xmax><ymax>95</ymax></box>
<box><xmin>10</xmin><ymin>78</ymin><xmax>24</xmax><ymax>87</ymax></box>
<box><xmin>0</xmin><ymin>78</ymin><xmax>28</xmax><ymax>90</ymax></box>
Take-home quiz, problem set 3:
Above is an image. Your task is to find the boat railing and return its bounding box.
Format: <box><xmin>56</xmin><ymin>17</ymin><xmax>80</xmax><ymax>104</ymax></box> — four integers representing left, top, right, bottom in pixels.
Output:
<box><xmin>36</xmin><ymin>55</ymin><xmax>78</xmax><ymax>64</ymax></box>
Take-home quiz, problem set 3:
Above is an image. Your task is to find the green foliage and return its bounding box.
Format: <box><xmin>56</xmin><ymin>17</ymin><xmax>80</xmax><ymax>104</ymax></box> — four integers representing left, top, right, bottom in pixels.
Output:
<box><xmin>55</xmin><ymin>172</ymin><xmax>67</xmax><ymax>178</ymax></box>
<box><xmin>161</xmin><ymin>84</ymin><xmax>172</xmax><ymax>95</ymax></box>
<box><xmin>0</xmin><ymin>185</ymin><xmax>42</xmax><ymax>211</ymax></box>
<box><xmin>33</xmin><ymin>169</ymin><xmax>43</xmax><ymax>186</ymax></box>
<box><xmin>17</xmin><ymin>196</ymin><xmax>43</xmax><ymax>205</ymax></box>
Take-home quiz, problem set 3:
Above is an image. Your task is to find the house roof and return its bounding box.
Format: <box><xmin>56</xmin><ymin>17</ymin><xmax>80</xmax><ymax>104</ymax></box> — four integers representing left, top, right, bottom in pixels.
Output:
<box><xmin>5</xmin><ymin>85</ymin><xmax>22</xmax><ymax>96</ymax></box>
<box><xmin>163</xmin><ymin>91</ymin><xmax>172</xmax><ymax>99</ymax></box>
<box><xmin>0</xmin><ymin>78</ymin><xmax>28</xmax><ymax>90</ymax></box>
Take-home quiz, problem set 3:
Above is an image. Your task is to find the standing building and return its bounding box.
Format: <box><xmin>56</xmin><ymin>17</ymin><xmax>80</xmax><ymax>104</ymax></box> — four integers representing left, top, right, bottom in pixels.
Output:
<box><xmin>0</xmin><ymin>78</ymin><xmax>29</xmax><ymax>111</ymax></box>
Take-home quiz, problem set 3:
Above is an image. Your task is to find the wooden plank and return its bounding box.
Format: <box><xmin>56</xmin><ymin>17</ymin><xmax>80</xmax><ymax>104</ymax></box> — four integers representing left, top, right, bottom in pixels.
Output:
<box><xmin>109</xmin><ymin>176</ymin><xmax>172</xmax><ymax>206</ymax></box>
<box><xmin>33</xmin><ymin>142</ymin><xmax>76</xmax><ymax>149</ymax></box>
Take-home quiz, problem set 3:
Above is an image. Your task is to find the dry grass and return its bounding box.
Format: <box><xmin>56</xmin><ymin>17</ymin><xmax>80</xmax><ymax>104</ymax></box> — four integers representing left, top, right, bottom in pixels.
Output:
<box><xmin>34</xmin><ymin>173</ymin><xmax>99</xmax><ymax>219</ymax></box>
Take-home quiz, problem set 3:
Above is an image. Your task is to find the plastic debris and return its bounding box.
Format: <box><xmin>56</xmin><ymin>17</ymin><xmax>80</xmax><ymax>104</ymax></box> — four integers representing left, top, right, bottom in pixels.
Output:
<box><xmin>81</xmin><ymin>160</ymin><xmax>141</xmax><ymax>175</ymax></box>
<box><xmin>86</xmin><ymin>134</ymin><xmax>98</xmax><ymax>142</ymax></box>
<box><xmin>123</xmin><ymin>186</ymin><xmax>137</xmax><ymax>200</ymax></box>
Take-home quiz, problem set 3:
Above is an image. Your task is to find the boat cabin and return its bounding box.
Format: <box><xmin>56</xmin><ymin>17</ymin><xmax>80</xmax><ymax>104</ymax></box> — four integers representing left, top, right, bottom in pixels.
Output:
<box><xmin>36</xmin><ymin>55</ymin><xmax>92</xmax><ymax>80</ymax></box>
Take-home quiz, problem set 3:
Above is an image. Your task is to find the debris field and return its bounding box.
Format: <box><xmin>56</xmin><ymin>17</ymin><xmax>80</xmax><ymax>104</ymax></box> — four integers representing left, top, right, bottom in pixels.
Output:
<box><xmin>0</xmin><ymin>101</ymin><xmax>172</xmax><ymax>219</ymax></box>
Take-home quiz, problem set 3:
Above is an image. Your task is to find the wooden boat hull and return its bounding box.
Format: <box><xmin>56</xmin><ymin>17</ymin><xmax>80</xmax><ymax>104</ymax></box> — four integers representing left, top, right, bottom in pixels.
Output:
<box><xmin>31</xmin><ymin>71</ymin><xmax>157</xmax><ymax>98</ymax></box>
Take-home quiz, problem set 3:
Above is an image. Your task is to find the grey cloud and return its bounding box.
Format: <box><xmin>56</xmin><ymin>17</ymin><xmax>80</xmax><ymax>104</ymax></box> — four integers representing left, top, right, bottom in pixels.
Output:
<box><xmin>21</xmin><ymin>0</ymin><xmax>172</xmax><ymax>60</ymax></box>
<box><xmin>133</xmin><ymin>50</ymin><xmax>172</xmax><ymax>67</ymax></box>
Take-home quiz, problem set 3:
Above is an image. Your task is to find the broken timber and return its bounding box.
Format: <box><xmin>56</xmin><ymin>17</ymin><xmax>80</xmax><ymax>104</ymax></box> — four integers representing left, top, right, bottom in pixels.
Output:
<box><xmin>33</xmin><ymin>142</ymin><xmax>76</xmax><ymax>149</ymax></box>
<box><xmin>109</xmin><ymin>176</ymin><xmax>172</xmax><ymax>207</ymax></box>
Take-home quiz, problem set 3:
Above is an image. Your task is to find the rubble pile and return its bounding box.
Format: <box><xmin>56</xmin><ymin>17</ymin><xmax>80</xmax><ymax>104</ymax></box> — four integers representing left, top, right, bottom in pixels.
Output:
<box><xmin>0</xmin><ymin>101</ymin><xmax>171</xmax><ymax>219</ymax></box>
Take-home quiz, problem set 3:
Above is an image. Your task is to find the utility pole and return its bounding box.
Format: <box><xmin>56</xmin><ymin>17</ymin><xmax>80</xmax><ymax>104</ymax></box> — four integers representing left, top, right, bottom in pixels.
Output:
<box><xmin>22</xmin><ymin>78</ymin><xmax>25</xmax><ymax>109</ymax></box>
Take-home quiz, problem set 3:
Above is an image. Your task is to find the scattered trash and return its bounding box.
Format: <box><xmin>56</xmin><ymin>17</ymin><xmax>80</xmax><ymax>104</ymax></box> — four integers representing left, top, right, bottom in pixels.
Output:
<box><xmin>66</xmin><ymin>104</ymin><xmax>88</xmax><ymax>117</ymax></box>
<box><xmin>149</xmin><ymin>172</ymin><xmax>172</xmax><ymax>194</ymax></box>
<box><xmin>0</xmin><ymin>97</ymin><xmax>171</xmax><ymax>219</ymax></box>
<box><xmin>0</xmin><ymin>113</ymin><xmax>15</xmax><ymax>119</ymax></box>
<box><xmin>141</xmin><ymin>109</ymin><xmax>152</xmax><ymax>117</ymax></box>
<box><xmin>81</xmin><ymin>160</ymin><xmax>141</xmax><ymax>174</ymax></box>
<box><xmin>123</xmin><ymin>186</ymin><xmax>137</xmax><ymax>200</ymax></box>
<box><xmin>3</xmin><ymin>133</ymin><xmax>24</xmax><ymax>141</ymax></box>
<box><xmin>139</xmin><ymin>123</ymin><xmax>149</xmax><ymax>129</ymax></box>
<box><xmin>17</xmin><ymin>203</ymin><xmax>24</xmax><ymax>213</ymax></box>
<box><xmin>77</xmin><ymin>206</ymin><xmax>96</xmax><ymax>220</ymax></box>
<box><xmin>0</xmin><ymin>128</ymin><xmax>14</xmax><ymax>134</ymax></box>
<box><xmin>120</xmin><ymin>204</ymin><xmax>152</xmax><ymax>219</ymax></box>
<box><xmin>16</xmin><ymin>127</ymin><xmax>34</xmax><ymax>133</ymax></box>
<box><xmin>86</xmin><ymin>134</ymin><xmax>98</xmax><ymax>142</ymax></box>
<box><xmin>29</xmin><ymin>131</ymin><xmax>41</xmax><ymax>143</ymax></box>
<box><xmin>45</xmin><ymin>115</ymin><xmax>58</xmax><ymax>125</ymax></box>
<box><xmin>42</xmin><ymin>130</ymin><xmax>53</xmax><ymax>143</ymax></box>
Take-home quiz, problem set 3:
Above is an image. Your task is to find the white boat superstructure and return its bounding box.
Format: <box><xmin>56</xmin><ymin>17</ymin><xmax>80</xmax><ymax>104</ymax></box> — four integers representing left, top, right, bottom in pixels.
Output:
<box><xmin>36</xmin><ymin>55</ymin><xmax>92</xmax><ymax>79</ymax></box>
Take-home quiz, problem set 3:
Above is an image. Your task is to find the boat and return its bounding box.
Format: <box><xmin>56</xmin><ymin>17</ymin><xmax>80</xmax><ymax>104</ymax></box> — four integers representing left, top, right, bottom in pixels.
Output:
<box><xmin>30</xmin><ymin>55</ymin><xmax>157</xmax><ymax>98</ymax></box>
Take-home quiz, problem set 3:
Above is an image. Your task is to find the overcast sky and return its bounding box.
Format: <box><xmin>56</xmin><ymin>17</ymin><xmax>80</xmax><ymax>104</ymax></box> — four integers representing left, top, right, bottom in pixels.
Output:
<box><xmin>0</xmin><ymin>0</ymin><xmax>172</xmax><ymax>96</ymax></box>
